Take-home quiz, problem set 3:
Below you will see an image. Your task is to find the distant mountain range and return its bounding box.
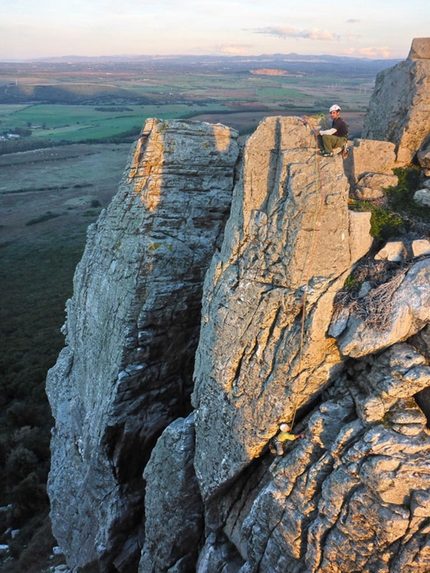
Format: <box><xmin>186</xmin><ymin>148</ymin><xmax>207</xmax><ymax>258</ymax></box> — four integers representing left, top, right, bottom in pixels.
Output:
<box><xmin>21</xmin><ymin>52</ymin><xmax>400</xmax><ymax>68</ymax></box>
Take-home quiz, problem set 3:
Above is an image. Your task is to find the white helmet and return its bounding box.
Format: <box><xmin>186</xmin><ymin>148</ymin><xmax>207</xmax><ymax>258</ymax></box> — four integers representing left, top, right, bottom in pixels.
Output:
<box><xmin>329</xmin><ymin>104</ymin><xmax>341</xmax><ymax>112</ymax></box>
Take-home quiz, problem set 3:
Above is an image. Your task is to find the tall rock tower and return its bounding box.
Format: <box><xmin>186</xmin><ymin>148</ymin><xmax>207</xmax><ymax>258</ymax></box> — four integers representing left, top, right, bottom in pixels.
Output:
<box><xmin>362</xmin><ymin>37</ymin><xmax>430</xmax><ymax>164</ymax></box>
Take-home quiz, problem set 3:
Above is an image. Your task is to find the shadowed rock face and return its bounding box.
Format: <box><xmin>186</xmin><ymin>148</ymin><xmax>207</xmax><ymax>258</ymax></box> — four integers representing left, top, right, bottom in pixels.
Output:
<box><xmin>362</xmin><ymin>37</ymin><xmax>430</xmax><ymax>164</ymax></box>
<box><xmin>46</xmin><ymin>118</ymin><xmax>239</xmax><ymax>572</ymax></box>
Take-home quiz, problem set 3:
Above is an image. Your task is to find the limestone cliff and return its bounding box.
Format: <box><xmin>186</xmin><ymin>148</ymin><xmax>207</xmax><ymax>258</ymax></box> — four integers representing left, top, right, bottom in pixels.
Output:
<box><xmin>46</xmin><ymin>118</ymin><xmax>239</xmax><ymax>571</ymax></box>
<box><xmin>362</xmin><ymin>37</ymin><xmax>430</xmax><ymax>164</ymax></box>
<box><xmin>47</xmin><ymin>40</ymin><xmax>430</xmax><ymax>573</ymax></box>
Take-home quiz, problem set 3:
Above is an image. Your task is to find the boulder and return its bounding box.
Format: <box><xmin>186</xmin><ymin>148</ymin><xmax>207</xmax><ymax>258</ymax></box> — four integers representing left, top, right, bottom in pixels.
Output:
<box><xmin>374</xmin><ymin>241</ymin><xmax>407</xmax><ymax>262</ymax></box>
<box><xmin>192</xmin><ymin>116</ymin><xmax>372</xmax><ymax>500</ymax></box>
<box><xmin>343</xmin><ymin>138</ymin><xmax>398</xmax><ymax>188</ymax></box>
<box><xmin>46</xmin><ymin>118</ymin><xmax>239</xmax><ymax>572</ymax></box>
<box><xmin>352</xmin><ymin>172</ymin><xmax>398</xmax><ymax>201</ymax></box>
<box><xmin>412</xmin><ymin>239</ymin><xmax>430</xmax><ymax>257</ymax></box>
<box><xmin>362</xmin><ymin>38</ymin><xmax>430</xmax><ymax>164</ymax></box>
<box><xmin>413</xmin><ymin>188</ymin><xmax>430</xmax><ymax>207</ymax></box>
<box><xmin>336</xmin><ymin>258</ymin><xmax>430</xmax><ymax>358</ymax></box>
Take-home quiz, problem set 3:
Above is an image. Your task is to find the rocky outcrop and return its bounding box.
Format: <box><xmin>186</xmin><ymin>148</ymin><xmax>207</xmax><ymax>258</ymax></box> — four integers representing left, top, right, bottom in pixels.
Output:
<box><xmin>362</xmin><ymin>37</ymin><xmax>430</xmax><ymax>164</ymax></box>
<box><xmin>191</xmin><ymin>116</ymin><xmax>372</xmax><ymax>500</ymax></box>
<box><xmin>343</xmin><ymin>138</ymin><xmax>399</xmax><ymax>201</ymax></box>
<box><xmin>46</xmin><ymin>118</ymin><xmax>239</xmax><ymax>572</ymax></box>
<box><xmin>47</xmin><ymin>38</ymin><xmax>430</xmax><ymax>573</ymax></box>
<box><xmin>335</xmin><ymin>258</ymin><xmax>430</xmax><ymax>358</ymax></box>
<box><xmin>224</xmin><ymin>342</ymin><xmax>430</xmax><ymax>573</ymax></box>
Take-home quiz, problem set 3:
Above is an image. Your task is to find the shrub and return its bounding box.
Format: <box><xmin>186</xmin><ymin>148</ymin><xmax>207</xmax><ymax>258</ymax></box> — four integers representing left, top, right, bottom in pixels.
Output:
<box><xmin>10</xmin><ymin>472</ymin><xmax>48</xmax><ymax>523</ymax></box>
<box><xmin>349</xmin><ymin>199</ymin><xmax>403</xmax><ymax>240</ymax></box>
<box><xmin>5</xmin><ymin>446</ymin><xmax>38</xmax><ymax>483</ymax></box>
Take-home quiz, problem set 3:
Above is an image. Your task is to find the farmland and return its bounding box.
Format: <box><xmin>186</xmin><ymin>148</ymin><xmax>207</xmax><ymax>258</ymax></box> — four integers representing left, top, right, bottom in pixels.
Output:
<box><xmin>0</xmin><ymin>53</ymin><xmax>398</xmax><ymax>148</ymax></box>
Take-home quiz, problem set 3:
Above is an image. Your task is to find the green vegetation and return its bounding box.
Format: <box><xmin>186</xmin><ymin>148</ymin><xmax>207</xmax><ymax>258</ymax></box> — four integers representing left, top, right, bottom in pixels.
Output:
<box><xmin>349</xmin><ymin>167</ymin><xmax>428</xmax><ymax>241</ymax></box>
<box><xmin>0</xmin><ymin>55</ymin><xmax>384</xmax><ymax>153</ymax></box>
<box><xmin>0</xmin><ymin>237</ymin><xmax>86</xmax><ymax>571</ymax></box>
<box><xmin>349</xmin><ymin>199</ymin><xmax>404</xmax><ymax>240</ymax></box>
<box><xmin>384</xmin><ymin>166</ymin><xmax>424</xmax><ymax>218</ymax></box>
<box><xmin>0</xmin><ymin>103</ymin><xmax>229</xmax><ymax>148</ymax></box>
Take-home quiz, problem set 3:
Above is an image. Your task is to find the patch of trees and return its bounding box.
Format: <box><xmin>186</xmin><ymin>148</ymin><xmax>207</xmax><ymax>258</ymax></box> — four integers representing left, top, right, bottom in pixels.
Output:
<box><xmin>0</xmin><ymin>240</ymin><xmax>86</xmax><ymax>572</ymax></box>
<box><xmin>0</xmin><ymin>138</ymin><xmax>66</xmax><ymax>156</ymax></box>
<box><xmin>0</xmin><ymin>84</ymin><xmax>155</xmax><ymax>106</ymax></box>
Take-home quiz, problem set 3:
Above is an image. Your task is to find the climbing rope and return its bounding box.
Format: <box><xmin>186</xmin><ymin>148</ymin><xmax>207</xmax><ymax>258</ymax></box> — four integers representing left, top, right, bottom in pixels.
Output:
<box><xmin>287</xmin><ymin>114</ymin><xmax>327</xmax><ymax>431</ymax></box>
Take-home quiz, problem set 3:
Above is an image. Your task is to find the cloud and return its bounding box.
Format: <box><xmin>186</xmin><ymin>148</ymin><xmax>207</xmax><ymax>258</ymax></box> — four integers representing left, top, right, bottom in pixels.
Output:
<box><xmin>358</xmin><ymin>46</ymin><xmax>392</xmax><ymax>58</ymax></box>
<box><xmin>219</xmin><ymin>44</ymin><xmax>252</xmax><ymax>55</ymax></box>
<box><xmin>343</xmin><ymin>46</ymin><xmax>392</xmax><ymax>59</ymax></box>
<box><xmin>346</xmin><ymin>19</ymin><xmax>360</xmax><ymax>23</ymax></box>
<box><xmin>252</xmin><ymin>26</ymin><xmax>338</xmax><ymax>41</ymax></box>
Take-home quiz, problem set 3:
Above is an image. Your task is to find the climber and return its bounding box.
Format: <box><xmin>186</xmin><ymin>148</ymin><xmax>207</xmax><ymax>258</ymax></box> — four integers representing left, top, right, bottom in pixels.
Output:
<box><xmin>269</xmin><ymin>423</ymin><xmax>304</xmax><ymax>456</ymax></box>
<box><xmin>315</xmin><ymin>105</ymin><xmax>348</xmax><ymax>158</ymax></box>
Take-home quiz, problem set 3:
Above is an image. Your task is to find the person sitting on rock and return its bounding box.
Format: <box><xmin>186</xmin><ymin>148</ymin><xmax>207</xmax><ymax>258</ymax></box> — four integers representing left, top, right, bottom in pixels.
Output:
<box><xmin>316</xmin><ymin>105</ymin><xmax>348</xmax><ymax>157</ymax></box>
<box><xmin>269</xmin><ymin>423</ymin><xmax>304</xmax><ymax>456</ymax></box>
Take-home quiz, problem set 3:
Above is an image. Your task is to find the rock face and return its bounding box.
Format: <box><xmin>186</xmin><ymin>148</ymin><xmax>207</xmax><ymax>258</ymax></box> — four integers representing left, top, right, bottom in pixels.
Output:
<box><xmin>139</xmin><ymin>414</ymin><xmax>203</xmax><ymax>573</ymax></box>
<box><xmin>192</xmin><ymin>116</ymin><xmax>371</xmax><ymax>500</ymax></box>
<box><xmin>47</xmin><ymin>39</ymin><xmax>430</xmax><ymax>573</ymax></box>
<box><xmin>362</xmin><ymin>38</ymin><xmax>430</xmax><ymax>164</ymax></box>
<box><xmin>46</xmin><ymin>118</ymin><xmax>239</xmax><ymax>571</ymax></box>
<box><xmin>229</xmin><ymin>342</ymin><xmax>430</xmax><ymax>573</ymax></box>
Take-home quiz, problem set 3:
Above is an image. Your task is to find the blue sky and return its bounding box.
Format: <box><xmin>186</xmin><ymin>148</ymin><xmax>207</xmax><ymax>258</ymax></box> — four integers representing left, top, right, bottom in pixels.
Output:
<box><xmin>1</xmin><ymin>0</ymin><xmax>429</xmax><ymax>60</ymax></box>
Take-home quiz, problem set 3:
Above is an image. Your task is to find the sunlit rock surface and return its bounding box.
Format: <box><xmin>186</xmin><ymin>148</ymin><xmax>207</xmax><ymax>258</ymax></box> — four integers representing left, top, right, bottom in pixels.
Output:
<box><xmin>362</xmin><ymin>37</ymin><xmax>430</xmax><ymax>164</ymax></box>
<box><xmin>47</xmin><ymin>37</ymin><xmax>430</xmax><ymax>573</ymax></box>
<box><xmin>192</xmin><ymin>115</ymin><xmax>372</xmax><ymax>500</ymax></box>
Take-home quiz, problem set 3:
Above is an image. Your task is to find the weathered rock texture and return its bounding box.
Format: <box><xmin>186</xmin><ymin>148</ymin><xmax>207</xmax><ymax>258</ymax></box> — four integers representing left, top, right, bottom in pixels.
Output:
<box><xmin>46</xmin><ymin>118</ymin><xmax>239</xmax><ymax>571</ymax></box>
<box><xmin>191</xmin><ymin>116</ymin><xmax>371</xmax><ymax>500</ymax></box>
<box><xmin>362</xmin><ymin>37</ymin><xmax>430</xmax><ymax>164</ymax></box>
<box><xmin>47</xmin><ymin>39</ymin><xmax>430</xmax><ymax>573</ymax></box>
<box><xmin>139</xmin><ymin>414</ymin><xmax>203</xmax><ymax>573</ymax></box>
<box><xmin>224</xmin><ymin>342</ymin><xmax>430</xmax><ymax>573</ymax></box>
<box><xmin>336</xmin><ymin>259</ymin><xmax>430</xmax><ymax>358</ymax></box>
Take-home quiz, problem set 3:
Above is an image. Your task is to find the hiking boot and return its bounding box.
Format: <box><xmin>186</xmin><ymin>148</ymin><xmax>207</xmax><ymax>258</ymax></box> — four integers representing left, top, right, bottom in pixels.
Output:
<box><xmin>275</xmin><ymin>438</ymin><xmax>284</xmax><ymax>456</ymax></box>
<box><xmin>320</xmin><ymin>150</ymin><xmax>334</xmax><ymax>157</ymax></box>
<box><xmin>269</xmin><ymin>440</ymin><xmax>277</xmax><ymax>455</ymax></box>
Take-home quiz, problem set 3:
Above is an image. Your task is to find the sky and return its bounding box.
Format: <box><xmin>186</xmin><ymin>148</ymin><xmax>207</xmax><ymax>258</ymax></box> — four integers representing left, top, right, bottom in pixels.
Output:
<box><xmin>1</xmin><ymin>0</ymin><xmax>429</xmax><ymax>61</ymax></box>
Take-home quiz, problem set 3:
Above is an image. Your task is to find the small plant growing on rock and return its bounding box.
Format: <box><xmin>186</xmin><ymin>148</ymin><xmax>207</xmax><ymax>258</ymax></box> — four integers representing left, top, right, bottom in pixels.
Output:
<box><xmin>349</xmin><ymin>166</ymin><xmax>430</xmax><ymax>241</ymax></box>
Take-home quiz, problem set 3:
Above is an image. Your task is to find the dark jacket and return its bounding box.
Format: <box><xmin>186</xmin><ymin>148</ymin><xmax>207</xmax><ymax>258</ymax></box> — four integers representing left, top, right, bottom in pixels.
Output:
<box><xmin>332</xmin><ymin>117</ymin><xmax>348</xmax><ymax>137</ymax></box>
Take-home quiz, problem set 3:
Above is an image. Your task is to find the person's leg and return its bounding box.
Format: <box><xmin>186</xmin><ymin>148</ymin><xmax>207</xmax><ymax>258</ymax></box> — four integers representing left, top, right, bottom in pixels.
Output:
<box><xmin>322</xmin><ymin>135</ymin><xmax>337</xmax><ymax>153</ymax></box>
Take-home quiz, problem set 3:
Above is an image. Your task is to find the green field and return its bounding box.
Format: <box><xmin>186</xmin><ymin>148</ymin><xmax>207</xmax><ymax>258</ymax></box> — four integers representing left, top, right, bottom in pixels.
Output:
<box><xmin>0</xmin><ymin>102</ymin><xmax>229</xmax><ymax>143</ymax></box>
<box><xmin>0</xmin><ymin>55</ymin><xmax>388</xmax><ymax>149</ymax></box>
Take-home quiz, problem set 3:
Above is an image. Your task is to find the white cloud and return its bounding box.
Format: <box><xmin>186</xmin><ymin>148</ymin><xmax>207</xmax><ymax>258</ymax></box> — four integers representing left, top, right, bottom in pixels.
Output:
<box><xmin>343</xmin><ymin>46</ymin><xmax>393</xmax><ymax>59</ymax></box>
<box><xmin>218</xmin><ymin>44</ymin><xmax>252</xmax><ymax>55</ymax></box>
<box><xmin>359</xmin><ymin>46</ymin><xmax>392</xmax><ymax>58</ymax></box>
<box><xmin>252</xmin><ymin>26</ymin><xmax>338</xmax><ymax>41</ymax></box>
